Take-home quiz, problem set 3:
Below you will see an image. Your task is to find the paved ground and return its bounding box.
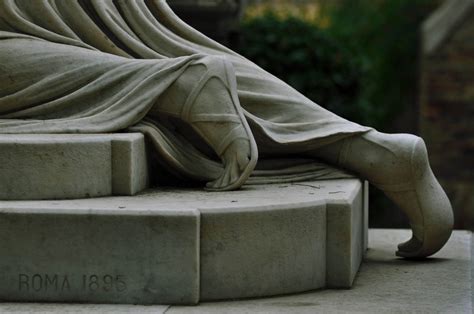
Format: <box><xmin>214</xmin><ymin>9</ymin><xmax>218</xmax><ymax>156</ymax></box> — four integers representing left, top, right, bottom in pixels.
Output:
<box><xmin>0</xmin><ymin>229</ymin><xmax>471</xmax><ymax>313</ymax></box>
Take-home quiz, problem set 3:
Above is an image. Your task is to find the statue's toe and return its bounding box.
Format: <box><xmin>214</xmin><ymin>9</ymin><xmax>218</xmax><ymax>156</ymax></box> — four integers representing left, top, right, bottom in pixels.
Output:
<box><xmin>396</xmin><ymin>236</ymin><xmax>424</xmax><ymax>258</ymax></box>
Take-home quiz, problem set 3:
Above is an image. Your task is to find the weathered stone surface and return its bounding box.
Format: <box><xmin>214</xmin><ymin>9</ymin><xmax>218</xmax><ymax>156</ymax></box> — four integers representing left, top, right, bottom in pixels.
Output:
<box><xmin>200</xmin><ymin>201</ymin><xmax>327</xmax><ymax>300</ymax></box>
<box><xmin>167</xmin><ymin>230</ymin><xmax>472</xmax><ymax>314</ymax></box>
<box><xmin>0</xmin><ymin>206</ymin><xmax>200</xmax><ymax>305</ymax></box>
<box><xmin>111</xmin><ymin>135</ymin><xmax>149</xmax><ymax>196</ymax></box>
<box><xmin>0</xmin><ymin>135</ymin><xmax>111</xmax><ymax>200</ymax></box>
<box><xmin>0</xmin><ymin>179</ymin><xmax>367</xmax><ymax>304</ymax></box>
<box><xmin>0</xmin><ymin>134</ymin><xmax>149</xmax><ymax>200</ymax></box>
<box><xmin>1</xmin><ymin>229</ymin><xmax>469</xmax><ymax>313</ymax></box>
<box><xmin>326</xmin><ymin>180</ymin><xmax>366</xmax><ymax>287</ymax></box>
<box><xmin>363</xmin><ymin>181</ymin><xmax>369</xmax><ymax>252</ymax></box>
<box><xmin>198</xmin><ymin>179</ymin><xmax>367</xmax><ymax>299</ymax></box>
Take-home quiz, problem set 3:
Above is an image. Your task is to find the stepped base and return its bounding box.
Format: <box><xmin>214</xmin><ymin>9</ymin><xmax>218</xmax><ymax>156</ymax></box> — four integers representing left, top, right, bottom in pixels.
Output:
<box><xmin>0</xmin><ymin>133</ymin><xmax>149</xmax><ymax>200</ymax></box>
<box><xmin>0</xmin><ymin>179</ymin><xmax>368</xmax><ymax>305</ymax></box>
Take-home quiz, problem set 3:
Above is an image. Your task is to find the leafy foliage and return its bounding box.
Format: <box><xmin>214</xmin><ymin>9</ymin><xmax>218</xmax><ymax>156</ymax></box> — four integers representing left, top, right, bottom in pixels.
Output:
<box><xmin>238</xmin><ymin>13</ymin><xmax>368</xmax><ymax>124</ymax></box>
<box><xmin>323</xmin><ymin>0</ymin><xmax>440</xmax><ymax>129</ymax></box>
<box><xmin>236</xmin><ymin>0</ymin><xmax>440</xmax><ymax>129</ymax></box>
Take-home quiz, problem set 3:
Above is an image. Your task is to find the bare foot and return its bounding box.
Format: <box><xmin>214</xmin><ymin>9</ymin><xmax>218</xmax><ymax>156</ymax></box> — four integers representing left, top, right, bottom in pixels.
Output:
<box><xmin>151</xmin><ymin>55</ymin><xmax>258</xmax><ymax>190</ymax></box>
<box><xmin>309</xmin><ymin>131</ymin><xmax>454</xmax><ymax>258</ymax></box>
<box><xmin>382</xmin><ymin>136</ymin><xmax>453</xmax><ymax>258</ymax></box>
<box><xmin>172</xmin><ymin>56</ymin><xmax>258</xmax><ymax>190</ymax></box>
<box><xmin>359</xmin><ymin>133</ymin><xmax>454</xmax><ymax>258</ymax></box>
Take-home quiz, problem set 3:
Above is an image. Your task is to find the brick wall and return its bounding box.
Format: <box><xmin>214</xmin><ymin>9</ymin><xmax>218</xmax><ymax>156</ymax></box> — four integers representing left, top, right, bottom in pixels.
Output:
<box><xmin>420</xmin><ymin>11</ymin><xmax>474</xmax><ymax>229</ymax></box>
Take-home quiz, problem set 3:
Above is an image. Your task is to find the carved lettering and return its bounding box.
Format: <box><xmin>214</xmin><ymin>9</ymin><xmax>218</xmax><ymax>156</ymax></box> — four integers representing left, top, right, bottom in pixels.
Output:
<box><xmin>103</xmin><ymin>275</ymin><xmax>112</xmax><ymax>291</ymax></box>
<box><xmin>116</xmin><ymin>275</ymin><xmax>127</xmax><ymax>292</ymax></box>
<box><xmin>18</xmin><ymin>274</ymin><xmax>29</xmax><ymax>291</ymax></box>
<box><xmin>61</xmin><ymin>275</ymin><xmax>71</xmax><ymax>291</ymax></box>
<box><xmin>18</xmin><ymin>273</ymin><xmax>126</xmax><ymax>293</ymax></box>
<box><xmin>45</xmin><ymin>274</ymin><xmax>58</xmax><ymax>291</ymax></box>
<box><xmin>32</xmin><ymin>274</ymin><xmax>42</xmax><ymax>291</ymax></box>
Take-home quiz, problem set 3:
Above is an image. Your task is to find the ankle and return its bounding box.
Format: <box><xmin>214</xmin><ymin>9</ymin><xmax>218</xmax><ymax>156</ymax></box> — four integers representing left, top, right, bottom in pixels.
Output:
<box><xmin>342</xmin><ymin>131</ymin><xmax>421</xmax><ymax>185</ymax></box>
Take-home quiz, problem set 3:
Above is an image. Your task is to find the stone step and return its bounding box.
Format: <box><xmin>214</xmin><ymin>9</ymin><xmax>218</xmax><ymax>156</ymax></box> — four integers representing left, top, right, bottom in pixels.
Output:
<box><xmin>0</xmin><ymin>179</ymin><xmax>368</xmax><ymax>305</ymax></box>
<box><xmin>0</xmin><ymin>133</ymin><xmax>149</xmax><ymax>200</ymax></box>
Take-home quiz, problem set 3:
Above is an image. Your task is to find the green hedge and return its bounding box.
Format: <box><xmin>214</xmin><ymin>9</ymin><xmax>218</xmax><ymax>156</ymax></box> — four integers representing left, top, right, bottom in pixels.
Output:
<box><xmin>324</xmin><ymin>0</ymin><xmax>439</xmax><ymax>130</ymax></box>
<box><xmin>236</xmin><ymin>0</ymin><xmax>439</xmax><ymax>130</ymax></box>
<box><xmin>238</xmin><ymin>13</ymin><xmax>369</xmax><ymax>125</ymax></box>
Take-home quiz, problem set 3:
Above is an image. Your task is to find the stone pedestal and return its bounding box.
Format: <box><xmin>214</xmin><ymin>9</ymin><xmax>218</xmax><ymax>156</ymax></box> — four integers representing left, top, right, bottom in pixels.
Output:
<box><xmin>0</xmin><ymin>134</ymin><xmax>149</xmax><ymax>200</ymax></box>
<box><xmin>0</xmin><ymin>179</ymin><xmax>368</xmax><ymax>305</ymax></box>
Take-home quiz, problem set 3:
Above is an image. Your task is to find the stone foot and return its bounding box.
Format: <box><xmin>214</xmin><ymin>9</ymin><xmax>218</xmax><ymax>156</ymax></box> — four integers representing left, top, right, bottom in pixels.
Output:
<box><xmin>181</xmin><ymin>56</ymin><xmax>257</xmax><ymax>191</ymax></box>
<box><xmin>333</xmin><ymin>131</ymin><xmax>454</xmax><ymax>258</ymax></box>
<box><xmin>379</xmin><ymin>136</ymin><xmax>454</xmax><ymax>258</ymax></box>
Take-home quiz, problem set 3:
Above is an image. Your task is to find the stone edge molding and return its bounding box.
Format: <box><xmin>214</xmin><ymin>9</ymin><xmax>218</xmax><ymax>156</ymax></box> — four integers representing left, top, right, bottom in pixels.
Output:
<box><xmin>0</xmin><ymin>179</ymin><xmax>368</xmax><ymax>305</ymax></box>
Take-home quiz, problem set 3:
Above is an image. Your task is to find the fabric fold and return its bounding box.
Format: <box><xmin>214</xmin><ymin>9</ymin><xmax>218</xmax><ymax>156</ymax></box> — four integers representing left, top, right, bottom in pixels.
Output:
<box><xmin>0</xmin><ymin>0</ymin><xmax>370</xmax><ymax>183</ymax></box>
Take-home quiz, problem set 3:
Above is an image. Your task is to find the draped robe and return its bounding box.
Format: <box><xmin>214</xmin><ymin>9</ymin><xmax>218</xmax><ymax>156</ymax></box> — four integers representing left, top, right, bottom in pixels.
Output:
<box><xmin>0</xmin><ymin>0</ymin><xmax>370</xmax><ymax>182</ymax></box>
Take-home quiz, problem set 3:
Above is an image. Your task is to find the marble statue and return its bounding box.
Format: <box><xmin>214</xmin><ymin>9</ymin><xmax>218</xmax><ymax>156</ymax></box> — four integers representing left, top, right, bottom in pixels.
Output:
<box><xmin>0</xmin><ymin>0</ymin><xmax>453</xmax><ymax>258</ymax></box>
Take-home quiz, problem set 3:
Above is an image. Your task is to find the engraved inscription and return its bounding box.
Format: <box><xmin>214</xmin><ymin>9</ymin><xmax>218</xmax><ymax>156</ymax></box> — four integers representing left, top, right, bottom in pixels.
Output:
<box><xmin>18</xmin><ymin>274</ymin><xmax>126</xmax><ymax>293</ymax></box>
<box><xmin>19</xmin><ymin>274</ymin><xmax>70</xmax><ymax>292</ymax></box>
<box><xmin>81</xmin><ymin>274</ymin><xmax>127</xmax><ymax>292</ymax></box>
